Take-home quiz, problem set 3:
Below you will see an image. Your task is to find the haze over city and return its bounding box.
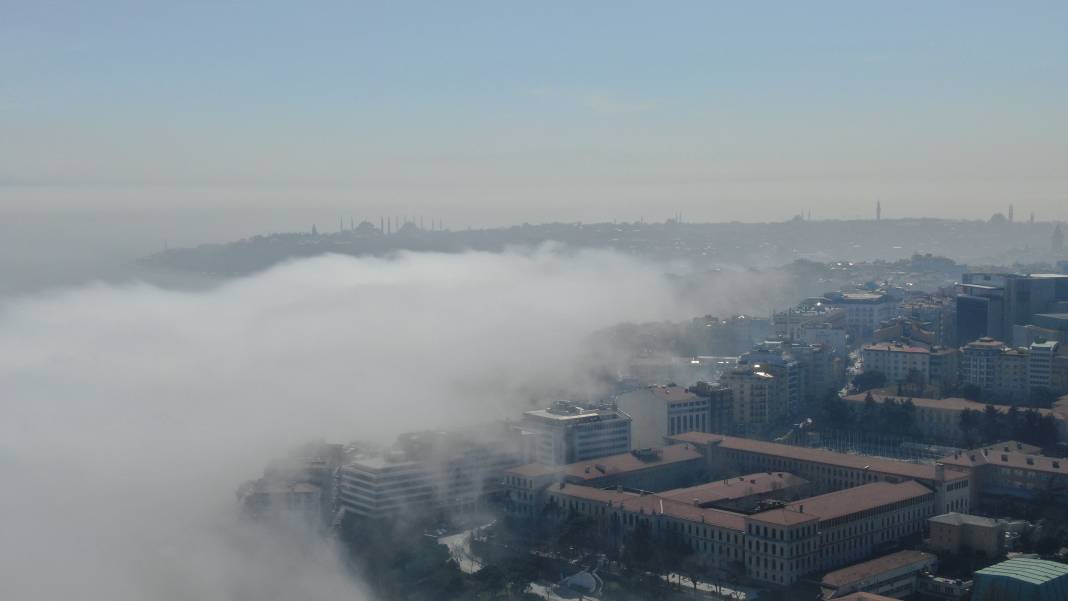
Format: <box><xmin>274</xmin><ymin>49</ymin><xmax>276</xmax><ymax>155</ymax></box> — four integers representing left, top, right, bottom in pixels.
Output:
<box><xmin>3</xmin><ymin>3</ymin><xmax>1068</xmax><ymax>601</ymax></box>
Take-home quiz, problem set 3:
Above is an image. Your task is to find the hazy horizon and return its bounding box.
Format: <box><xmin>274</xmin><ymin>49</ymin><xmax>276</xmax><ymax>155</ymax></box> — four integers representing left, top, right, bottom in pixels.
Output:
<box><xmin>4</xmin><ymin>2</ymin><xmax>1067</xmax><ymax>223</ymax></box>
<box><xmin>3</xmin><ymin>3</ymin><xmax>1068</xmax><ymax>600</ymax></box>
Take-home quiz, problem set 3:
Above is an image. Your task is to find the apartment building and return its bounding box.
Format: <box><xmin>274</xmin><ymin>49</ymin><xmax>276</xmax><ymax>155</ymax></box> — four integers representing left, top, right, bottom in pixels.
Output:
<box><xmin>861</xmin><ymin>342</ymin><xmax>931</xmax><ymax>385</ymax></box>
<box><xmin>723</xmin><ymin>368</ymin><xmax>783</xmax><ymax>435</ymax></box>
<box><xmin>738</xmin><ymin>344</ymin><xmax>807</xmax><ymax>414</ymax></box>
<box><xmin>825</xmin><ymin>292</ymin><xmax>896</xmax><ymax>341</ymax></box>
<box><xmin>962</xmin><ymin>337</ymin><xmax>1004</xmax><ymax>391</ymax></box>
<box><xmin>517</xmin><ymin>400</ymin><xmax>632</xmax><ymax>465</ymax></box>
<box><xmin>615</xmin><ymin>385</ymin><xmax>710</xmax><ymax>448</ymax></box>
<box><xmin>1029</xmin><ymin>340</ymin><xmax>1060</xmax><ymax>391</ymax></box>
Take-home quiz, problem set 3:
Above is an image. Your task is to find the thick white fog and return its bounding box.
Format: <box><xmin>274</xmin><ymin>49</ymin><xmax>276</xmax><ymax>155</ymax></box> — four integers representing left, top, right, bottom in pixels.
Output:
<box><xmin>0</xmin><ymin>247</ymin><xmax>779</xmax><ymax>600</ymax></box>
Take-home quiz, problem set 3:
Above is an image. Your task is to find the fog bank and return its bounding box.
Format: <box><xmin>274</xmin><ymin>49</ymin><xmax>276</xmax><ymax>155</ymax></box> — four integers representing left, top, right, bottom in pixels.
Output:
<box><xmin>2</xmin><ymin>246</ymin><xmax>766</xmax><ymax>600</ymax></box>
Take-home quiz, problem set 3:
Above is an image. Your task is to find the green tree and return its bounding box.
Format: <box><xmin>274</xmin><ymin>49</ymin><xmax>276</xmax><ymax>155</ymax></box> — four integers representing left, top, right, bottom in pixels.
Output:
<box><xmin>981</xmin><ymin>405</ymin><xmax>1003</xmax><ymax>443</ymax></box>
<box><xmin>959</xmin><ymin>409</ymin><xmax>982</xmax><ymax>447</ymax></box>
<box><xmin>853</xmin><ymin>370</ymin><xmax>887</xmax><ymax>392</ymax></box>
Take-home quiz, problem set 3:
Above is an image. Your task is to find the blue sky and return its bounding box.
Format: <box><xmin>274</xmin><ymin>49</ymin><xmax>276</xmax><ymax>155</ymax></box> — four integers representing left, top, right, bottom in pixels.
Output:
<box><xmin>2</xmin><ymin>1</ymin><xmax>1067</xmax><ymax>222</ymax></box>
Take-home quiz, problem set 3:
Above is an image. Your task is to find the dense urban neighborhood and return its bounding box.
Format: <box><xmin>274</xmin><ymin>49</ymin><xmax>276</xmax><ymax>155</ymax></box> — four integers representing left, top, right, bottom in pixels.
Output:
<box><xmin>240</xmin><ymin>239</ymin><xmax>1068</xmax><ymax>601</ymax></box>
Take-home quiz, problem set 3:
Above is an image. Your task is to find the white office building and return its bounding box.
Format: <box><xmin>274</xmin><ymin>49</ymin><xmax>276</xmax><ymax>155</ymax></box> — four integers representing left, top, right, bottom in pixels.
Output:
<box><xmin>517</xmin><ymin>401</ymin><xmax>632</xmax><ymax>465</ymax></box>
<box><xmin>615</xmin><ymin>385</ymin><xmax>710</xmax><ymax>448</ymax></box>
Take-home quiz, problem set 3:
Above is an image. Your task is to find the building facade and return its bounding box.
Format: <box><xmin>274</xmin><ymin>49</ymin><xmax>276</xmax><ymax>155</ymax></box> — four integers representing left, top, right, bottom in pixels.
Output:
<box><xmin>668</xmin><ymin>432</ymin><xmax>972</xmax><ymax>515</ymax></box>
<box><xmin>517</xmin><ymin>400</ymin><xmax>632</xmax><ymax>465</ymax></box>
<box><xmin>928</xmin><ymin>512</ymin><xmax>1004</xmax><ymax>558</ymax></box>
<box><xmin>723</xmin><ymin>368</ymin><xmax>782</xmax><ymax>435</ymax></box>
<box><xmin>615</xmin><ymin>385</ymin><xmax>711</xmax><ymax>449</ymax></box>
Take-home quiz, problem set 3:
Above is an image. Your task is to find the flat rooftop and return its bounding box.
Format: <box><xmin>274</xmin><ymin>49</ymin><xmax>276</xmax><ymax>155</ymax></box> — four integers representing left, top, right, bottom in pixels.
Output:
<box><xmin>862</xmin><ymin>342</ymin><xmax>930</xmax><ymax>354</ymax></box>
<box><xmin>752</xmin><ymin>480</ymin><xmax>933</xmax><ymax>525</ymax></box>
<box><xmin>505</xmin><ymin>463</ymin><xmax>561</xmax><ymax>479</ymax></box>
<box><xmin>522</xmin><ymin>405</ymin><xmax>623</xmax><ymax>423</ymax></box>
<box><xmin>618</xmin><ymin>385</ymin><xmax>701</xmax><ymax>404</ymax></box>
<box><xmin>822</xmin><ymin>550</ymin><xmax>936</xmax><ymax>590</ymax></box>
<box><xmin>929</xmin><ymin>512</ymin><xmax>999</xmax><ymax>528</ymax></box>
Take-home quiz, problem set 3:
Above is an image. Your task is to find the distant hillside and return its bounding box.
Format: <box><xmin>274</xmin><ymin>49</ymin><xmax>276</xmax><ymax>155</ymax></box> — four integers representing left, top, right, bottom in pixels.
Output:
<box><xmin>140</xmin><ymin>218</ymin><xmax>1067</xmax><ymax>277</ymax></box>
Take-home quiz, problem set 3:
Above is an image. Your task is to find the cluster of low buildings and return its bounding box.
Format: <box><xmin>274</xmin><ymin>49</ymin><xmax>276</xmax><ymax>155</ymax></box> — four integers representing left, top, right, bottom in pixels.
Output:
<box><xmin>497</xmin><ymin>424</ymin><xmax>1068</xmax><ymax>595</ymax></box>
<box><xmin>235</xmin><ymin>267</ymin><xmax>1068</xmax><ymax>598</ymax></box>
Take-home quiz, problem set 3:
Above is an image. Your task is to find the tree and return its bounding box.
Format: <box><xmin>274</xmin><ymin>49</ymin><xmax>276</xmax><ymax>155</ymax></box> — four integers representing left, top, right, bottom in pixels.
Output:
<box><xmin>853</xmin><ymin>370</ymin><xmax>887</xmax><ymax>392</ymax></box>
<box><xmin>982</xmin><ymin>405</ymin><xmax>1002</xmax><ymax>443</ymax></box>
<box><xmin>859</xmin><ymin>393</ymin><xmax>881</xmax><ymax>432</ymax></box>
<box><xmin>961</xmin><ymin>383</ymin><xmax>982</xmax><ymax>401</ymax></box>
<box><xmin>959</xmin><ymin>409</ymin><xmax>982</xmax><ymax>447</ymax></box>
<box><xmin>816</xmin><ymin>390</ymin><xmax>855</xmax><ymax>430</ymax></box>
<box><xmin>1030</xmin><ymin>386</ymin><xmax>1057</xmax><ymax>409</ymax></box>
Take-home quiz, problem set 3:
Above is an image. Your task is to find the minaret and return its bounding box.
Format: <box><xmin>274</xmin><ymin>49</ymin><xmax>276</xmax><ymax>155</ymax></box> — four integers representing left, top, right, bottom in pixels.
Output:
<box><xmin>1009</xmin><ymin>204</ymin><xmax>1014</xmax><ymax>223</ymax></box>
<box><xmin>1031</xmin><ymin>212</ymin><xmax>1035</xmax><ymax>225</ymax></box>
<box><xmin>1054</xmin><ymin>223</ymin><xmax>1065</xmax><ymax>254</ymax></box>
<box><xmin>876</xmin><ymin>200</ymin><xmax>882</xmax><ymax>221</ymax></box>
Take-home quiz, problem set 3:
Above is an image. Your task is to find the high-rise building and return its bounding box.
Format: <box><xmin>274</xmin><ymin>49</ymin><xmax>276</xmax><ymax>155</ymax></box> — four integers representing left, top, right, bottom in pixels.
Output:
<box><xmin>738</xmin><ymin>344</ymin><xmax>807</xmax><ymax>414</ymax></box>
<box><xmin>517</xmin><ymin>401</ymin><xmax>632</xmax><ymax>465</ymax></box>
<box><xmin>1028</xmin><ymin>340</ymin><xmax>1060</xmax><ymax>392</ymax></box>
<box><xmin>961</xmin><ymin>337</ymin><xmax>1005</xmax><ymax>394</ymax></box>
<box><xmin>723</xmin><ymin>368</ymin><xmax>783</xmax><ymax>434</ymax></box>
<box><xmin>957</xmin><ymin>273</ymin><xmax>1068</xmax><ymax>347</ymax></box>
<box><xmin>860</xmin><ymin>342</ymin><xmax>958</xmax><ymax>396</ymax></box>
<box><xmin>615</xmin><ymin>385</ymin><xmax>710</xmax><ymax>448</ymax></box>
<box><xmin>824</xmin><ymin>291</ymin><xmax>896</xmax><ymax>341</ymax></box>
<box><xmin>336</xmin><ymin>428</ymin><xmax>522</xmax><ymax>520</ymax></box>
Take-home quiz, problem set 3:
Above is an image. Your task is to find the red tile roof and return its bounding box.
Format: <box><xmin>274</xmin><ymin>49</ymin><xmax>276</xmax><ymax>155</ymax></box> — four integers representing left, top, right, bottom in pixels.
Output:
<box><xmin>505</xmin><ymin>463</ymin><xmax>562</xmax><ymax>479</ymax></box>
<box><xmin>549</xmin><ymin>483</ymin><xmax>746</xmax><ymax>530</ymax></box>
<box><xmin>660</xmin><ymin>472</ymin><xmax>808</xmax><ymax>505</ymax></box>
<box><xmin>821</xmin><ymin>550</ymin><xmax>936</xmax><ymax>589</ymax></box>
<box><xmin>564</xmin><ymin>444</ymin><xmax>702</xmax><ymax>482</ymax></box>
<box><xmin>753</xmin><ymin>480</ymin><xmax>933</xmax><ymax>525</ymax></box>
<box><xmin>668</xmin><ymin>432</ymin><xmax>968</xmax><ymax>482</ymax></box>
<box><xmin>940</xmin><ymin>443</ymin><xmax>1068</xmax><ymax>475</ymax></box>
